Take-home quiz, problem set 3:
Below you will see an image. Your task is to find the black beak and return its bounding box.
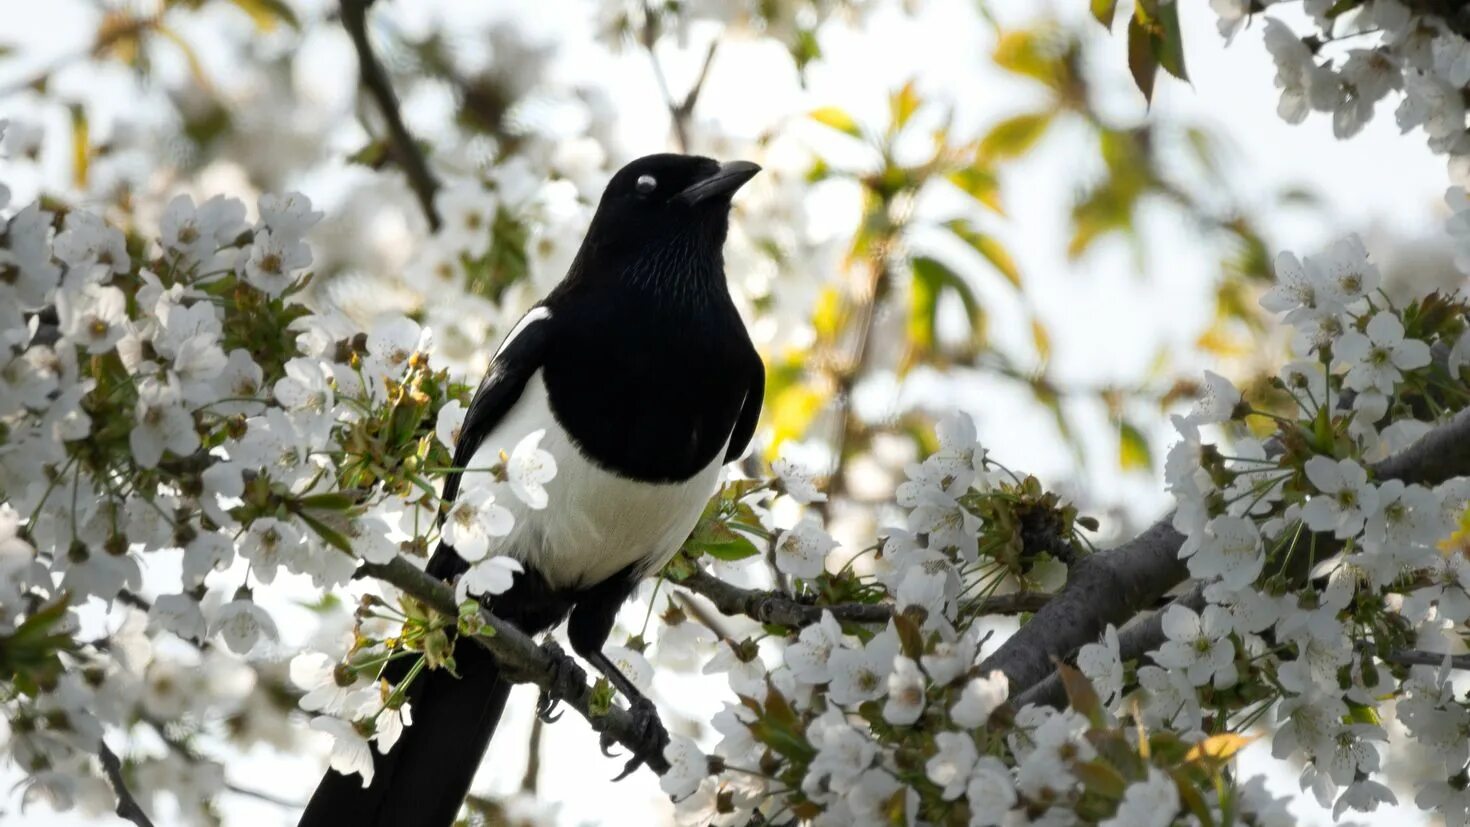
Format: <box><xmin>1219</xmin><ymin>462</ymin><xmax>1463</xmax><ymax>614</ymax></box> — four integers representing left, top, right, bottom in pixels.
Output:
<box><xmin>674</xmin><ymin>160</ymin><xmax>761</xmax><ymax>206</ymax></box>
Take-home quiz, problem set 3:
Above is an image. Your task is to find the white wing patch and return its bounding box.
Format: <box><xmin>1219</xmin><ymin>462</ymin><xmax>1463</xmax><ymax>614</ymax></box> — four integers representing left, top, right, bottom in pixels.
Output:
<box><xmin>461</xmin><ymin>370</ymin><xmax>728</xmax><ymax>590</ymax></box>
<box><xmin>493</xmin><ymin>306</ymin><xmax>551</xmax><ymax>361</ymax></box>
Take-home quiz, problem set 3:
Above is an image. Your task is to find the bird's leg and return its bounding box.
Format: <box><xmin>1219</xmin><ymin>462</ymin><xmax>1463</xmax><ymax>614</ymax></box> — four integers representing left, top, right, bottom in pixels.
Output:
<box><xmin>533</xmin><ymin>638</ymin><xmax>586</xmax><ymax>723</ymax></box>
<box><xmin>582</xmin><ymin>649</ymin><xmax>669</xmax><ymax>781</ymax></box>
<box><xmin>567</xmin><ymin>586</ymin><xmax>669</xmax><ymax>780</ymax></box>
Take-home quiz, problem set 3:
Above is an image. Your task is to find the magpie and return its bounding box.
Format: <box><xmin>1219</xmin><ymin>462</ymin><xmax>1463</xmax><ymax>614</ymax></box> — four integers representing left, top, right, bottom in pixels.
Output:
<box><xmin>299</xmin><ymin>153</ymin><xmax>765</xmax><ymax>827</ymax></box>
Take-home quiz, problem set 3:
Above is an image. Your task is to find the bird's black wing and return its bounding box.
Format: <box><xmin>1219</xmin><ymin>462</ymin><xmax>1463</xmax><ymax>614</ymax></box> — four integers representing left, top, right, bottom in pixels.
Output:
<box><xmin>429</xmin><ymin>308</ymin><xmax>553</xmax><ymax>580</ymax></box>
<box><xmin>724</xmin><ymin>350</ymin><xmax>765</xmax><ymax>463</ymax></box>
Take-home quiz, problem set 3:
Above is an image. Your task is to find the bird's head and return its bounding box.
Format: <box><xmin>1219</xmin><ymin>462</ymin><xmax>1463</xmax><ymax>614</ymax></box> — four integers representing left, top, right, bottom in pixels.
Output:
<box><xmin>570</xmin><ymin>153</ymin><xmax>760</xmax><ymax>292</ymax></box>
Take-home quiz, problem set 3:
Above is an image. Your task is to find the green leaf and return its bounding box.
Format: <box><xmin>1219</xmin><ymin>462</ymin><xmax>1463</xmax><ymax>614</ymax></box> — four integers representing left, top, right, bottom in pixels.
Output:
<box><xmin>1152</xmin><ymin>0</ymin><xmax>1189</xmax><ymax>81</ymax></box>
<box><xmin>1073</xmin><ymin>760</ymin><xmax>1128</xmax><ymax>798</ymax></box>
<box><xmin>911</xmin><ymin>257</ymin><xmax>987</xmax><ymax>352</ymax></box>
<box><xmin>946</xmin><ymin>220</ymin><xmax>1021</xmax><ymax>289</ymax></box>
<box><xmin>809</xmin><ymin>106</ymin><xmax>863</xmax><ymax>139</ymax></box>
<box><xmin>978</xmin><ymin>111</ymin><xmax>1053</xmax><ymax>162</ymax></box>
<box><xmin>1127</xmin><ymin>15</ymin><xmax>1159</xmax><ymax>104</ymax></box>
<box><xmin>1091</xmin><ymin>0</ymin><xmax>1119</xmax><ymax>27</ymax></box>
<box><xmin>946</xmin><ymin>166</ymin><xmax>1003</xmax><ymax>214</ymax></box>
<box><xmin>299</xmin><ymin>512</ymin><xmax>354</xmax><ymax>554</ymax></box>
<box><xmin>1118</xmin><ymin>420</ymin><xmax>1152</xmax><ymax>471</ymax></box>
<box><xmin>688</xmin><ymin>519</ymin><xmax>761</xmax><ymax>562</ymax></box>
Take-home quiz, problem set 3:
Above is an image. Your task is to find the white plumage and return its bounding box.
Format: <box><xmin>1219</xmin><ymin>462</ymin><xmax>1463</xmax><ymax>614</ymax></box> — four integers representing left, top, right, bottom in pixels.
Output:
<box><xmin>461</xmin><ymin>370</ymin><xmax>728</xmax><ymax>590</ymax></box>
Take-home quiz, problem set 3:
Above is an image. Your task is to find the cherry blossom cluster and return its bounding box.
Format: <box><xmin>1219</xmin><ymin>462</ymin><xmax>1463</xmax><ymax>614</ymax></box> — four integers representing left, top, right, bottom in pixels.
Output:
<box><xmin>639</xmin><ymin>418</ymin><xmax>1286</xmax><ymax>825</ymax></box>
<box><xmin>1077</xmin><ymin>234</ymin><xmax>1470</xmax><ymax>822</ymax></box>
<box><xmin>1221</xmin><ymin>0</ymin><xmax>1470</xmax><ymax>272</ymax></box>
<box><xmin>0</xmin><ymin>170</ymin><xmax>555</xmax><ymax>809</ymax></box>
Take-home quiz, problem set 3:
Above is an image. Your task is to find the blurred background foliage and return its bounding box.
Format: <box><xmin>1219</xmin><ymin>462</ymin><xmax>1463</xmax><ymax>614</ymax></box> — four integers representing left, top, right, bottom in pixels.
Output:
<box><xmin>0</xmin><ymin>0</ymin><xmax>1311</xmax><ymax>514</ymax></box>
<box><xmin>5</xmin><ymin>0</ymin><xmax>1462</xmax><ymax>822</ymax></box>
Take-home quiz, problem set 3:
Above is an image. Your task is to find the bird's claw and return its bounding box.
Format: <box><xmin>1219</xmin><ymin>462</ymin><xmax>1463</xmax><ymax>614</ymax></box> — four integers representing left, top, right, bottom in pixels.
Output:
<box><xmin>535</xmin><ymin>640</ymin><xmax>584</xmax><ymax>724</ymax></box>
<box><xmin>608</xmin><ymin>696</ymin><xmax>668</xmax><ymax>782</ymax></box>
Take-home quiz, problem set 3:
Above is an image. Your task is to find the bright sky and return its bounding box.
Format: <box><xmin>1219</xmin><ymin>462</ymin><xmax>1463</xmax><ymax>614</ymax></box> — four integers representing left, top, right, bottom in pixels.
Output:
<box><xmin>0</xmin><ymin>0</ymin><xmax>1455</xmax><ymax>824</ymax></box>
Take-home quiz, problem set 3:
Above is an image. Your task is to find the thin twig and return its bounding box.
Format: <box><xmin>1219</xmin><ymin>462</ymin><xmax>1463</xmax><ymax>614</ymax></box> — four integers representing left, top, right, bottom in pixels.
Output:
<box><xmin>97</xmin><ymin>741</ymin><xmax>155</xmax><ymax>827</ymax></box>
<box><xmin>339</xmin><ymin>0</ymin><xmax>442</xmax><ymax>231</ymax></box>
<box><xmin>520</xmin><ymin>714</ymin><xmax>544</xmax><ymax>794</ymax></box>
<box><xmin>358</xmin><ymin>558</ymin><xmax>670</xmax><ymax>775</ymax></box>
<box><xmin>639</xmin><ymin>6</ymin><xmax>720</xmax><ymax>152</ymax></box>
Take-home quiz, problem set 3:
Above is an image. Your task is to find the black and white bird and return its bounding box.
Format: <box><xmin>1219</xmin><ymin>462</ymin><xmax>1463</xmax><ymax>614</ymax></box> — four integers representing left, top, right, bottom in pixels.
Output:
<box><xmin>299</xmin><ymin>154</ymin><xmax>765</xmax><ymax>827</ymax></box>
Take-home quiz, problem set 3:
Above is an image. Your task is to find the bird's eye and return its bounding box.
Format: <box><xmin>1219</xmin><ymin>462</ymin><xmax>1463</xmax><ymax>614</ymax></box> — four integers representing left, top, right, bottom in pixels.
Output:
<box><xmin>635</xmin><ymin>174</ymin><xmax>657</xmax><ymax>194</ymax></box>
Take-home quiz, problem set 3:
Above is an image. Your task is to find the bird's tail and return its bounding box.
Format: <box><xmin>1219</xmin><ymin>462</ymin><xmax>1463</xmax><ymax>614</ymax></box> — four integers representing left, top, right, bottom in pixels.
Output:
<box><xmin>297</xmin><ymin>634</ymin><xmax>511</xmax><ymax>827</ymax></box>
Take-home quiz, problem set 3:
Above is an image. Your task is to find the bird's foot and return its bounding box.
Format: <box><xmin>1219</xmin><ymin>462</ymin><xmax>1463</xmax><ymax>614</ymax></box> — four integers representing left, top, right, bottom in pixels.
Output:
<box><xmin>535</xmin><ymin>640</ymin><xmax>585</xmax><ymax>723</ymax></box>
<box><xmin>600</xmin><ymin>695</ymin><xmax>669</xmax><ymax>781</ymax></box>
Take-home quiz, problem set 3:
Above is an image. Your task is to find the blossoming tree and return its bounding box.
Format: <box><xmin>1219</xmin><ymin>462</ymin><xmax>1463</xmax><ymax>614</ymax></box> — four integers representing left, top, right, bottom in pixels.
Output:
<box><xmin>3</xmin><ymin>0</ymin><xmax>1470</xmax><ymax>825</ymax></box>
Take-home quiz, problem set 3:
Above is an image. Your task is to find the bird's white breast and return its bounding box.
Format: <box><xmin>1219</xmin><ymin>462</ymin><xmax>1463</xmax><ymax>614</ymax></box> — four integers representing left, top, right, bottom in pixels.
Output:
<box><xmin>461</xmin><ymin>370</ymin><xmax>726</xmax><ymax>590</ymax></box>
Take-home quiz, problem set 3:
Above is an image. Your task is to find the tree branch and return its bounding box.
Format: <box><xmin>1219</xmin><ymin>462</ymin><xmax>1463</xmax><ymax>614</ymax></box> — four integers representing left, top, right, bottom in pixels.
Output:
<box><xmin>676</xmin><ymin>567</ymin><xmax>1050</xmax><ymax>628</ymax></box>
<box><xmin>339</xmin><ymin>0</ymin><xmax>442</xmax><ymax>231</ymax></box>
<box><xmin>984</xmin><ymin>406</ymin><xmax>1470</xmax><ymax>702</ymax></box>
<box><xmin>97</xmin><ymin>741</ymin><xmax>155</xmax><ymax>827</ymax></box>
<box><xmin>638</xmin><ymin>5</ymin><xmax>720</xmax><ymax>153</ymax></box>
<box><xmin>1380</xmin><ymin>648</ymin><xmax>1470</xmax><ymax>670</ymax></box>
<box><xmin>357</xmin><ymin>558</ymin><xmax>670</xmax><ymax>775</ymax></box>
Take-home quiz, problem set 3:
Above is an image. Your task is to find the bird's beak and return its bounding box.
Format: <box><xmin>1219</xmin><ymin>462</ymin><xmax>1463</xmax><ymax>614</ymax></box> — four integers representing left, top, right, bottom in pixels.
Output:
<box><xmin>674</xmin><ymin>160</ymin><xmax>762</xmax><ymax>206</ymax></box>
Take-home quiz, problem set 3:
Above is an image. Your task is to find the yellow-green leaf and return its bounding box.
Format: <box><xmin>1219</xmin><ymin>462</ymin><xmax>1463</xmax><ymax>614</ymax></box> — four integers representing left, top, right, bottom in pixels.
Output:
<box><xmin>810</xmin><ymin>106</ymin><xmax>863</xmax><ymax>139</ymax></box>
<box><xmin>68</xmin><ymin>104</ymin><xmax>89</xmax><ymax>190</ymax></box>
<box><xmin>979</xmin><ymin>112</ymin><xmax>1053</xmax><ymax>162</ymax></box>
<box><xmin>1031</xmin><ymin>317</ymin><xmax>1051</xmax><ymax>363</ymax></box>
<box><xmin>1118</xmin><ymin>420</ymin><xmax>1151</xmax><ymax>471</ymax></box>
<box><xmin>1091</xmin><ymin>0</ymin><xmax>1119</xmax><ymax>27</ymax></box>
<box><xmin>1185</xmin><ymin>732</ymin><xmax>1258</xmax><ymax>764</ymax></box>
<box><xmin>230</xmin><ymin>0</ymin><xmax>301</xmax><ymax>31</ymax></box>
<box><xmin>993</xmin><ymin>29</ymin><xmax>1058</xmax><ymax>88</ymax></box>
<box><xmin>946</xmin><ymin>220</ymin><xmax>1021</xmax><ymax>289</ymax></box>
<box><xmin>1057</xmin><ymin>662</ymin><xmax>1104</xmax><ymax>726</ymax></box>
<box><xmin>946</xmin><ymin>166</ymin><xmax>1003</xmax><ymax>214</ymax></box>
<box><xmin>889</xmin><ymin>79</ymin><xmax>921</xmax><ymax>132</ymax></box>
<box><xmin>767</xmin><ymin>381</ymin><xmax>827</xmax><ymax>452</ymax></box>
<box><xmin>811</xmin><ymin>285</ymin><xmax>846</xmax><ymax>341</ymax></box>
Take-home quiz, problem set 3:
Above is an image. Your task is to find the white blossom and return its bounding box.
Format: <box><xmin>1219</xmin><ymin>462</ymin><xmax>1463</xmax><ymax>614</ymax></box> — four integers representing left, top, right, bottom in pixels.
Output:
<box><xmin>309</xmin><ymin>716</ymin><xmax>375</xmax><ymax>786</ymax></box>
<box><xmin>441</xmin><ymin>487</ymin><xmax>515</xmax><ymax>562</ymax></box>
<box><xmin>1103</xmin><ymin>768</ymin><xmax>1180</xmax><ymax>827</ymax></box>
<box><xmin>773</xmin><ymin>518</ymin><xmax>837</xmax><ymax>579</ymax></box>
<box><xmin>925</xmin><ymin>731</ymin><xmax>976</xmax><ymax>800</ymax></box>
<box><xmin>1335</xmin><ymin>312</ymin><xmax>1431</xmax><ymax>394</ymax></box>
<box><xmin>506</xmin><ymin>429</ymin><xmax>557</xmax><ymax>509</ymax></box>
<box><xmin>1302</xmin><ymin>456</ymin><xmax>1379</xmax><ymax>539</ymax></box>
<box><xmin>211</xmin><ymin>598</ymin><xmax>278</xmax><ymax>655</ymax></box>
<box><xmin>950</xmin><ymin>670</ymin><xmax>1008</xmax><ymax>727</ymax></box>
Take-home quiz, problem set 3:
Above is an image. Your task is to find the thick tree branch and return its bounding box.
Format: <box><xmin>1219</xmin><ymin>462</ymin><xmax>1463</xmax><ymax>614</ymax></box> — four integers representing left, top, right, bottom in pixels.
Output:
<box><xmin>340</xmin><ymin>0</ymin><xmax>442</xmax><ymax>231</ymax></box>
<box><xmin>357</xmin><ymin>558</ymin><xmax>670</xmax><ymax>775</ymax></box>
<box><xmin>97</xmin><ymin>741</ymin><xmax>155</xmax><ymax>827</ymax></box>
<box><xmin>677</xmin><ymin>567</ymin><xmax>1051</xmax><ymax>628</ymax></box>
<box><xmin>984</xmin><ymin>407</ymin><xmax>1470</xmax><ymax>702</ymax></box>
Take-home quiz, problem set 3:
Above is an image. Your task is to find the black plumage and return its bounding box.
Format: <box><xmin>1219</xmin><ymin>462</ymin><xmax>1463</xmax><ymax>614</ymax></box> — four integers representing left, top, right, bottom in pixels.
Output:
<box><xmin>299</xmin><ymin>153</ymin><xmax>763</xmax><ymax>826</ymax></box>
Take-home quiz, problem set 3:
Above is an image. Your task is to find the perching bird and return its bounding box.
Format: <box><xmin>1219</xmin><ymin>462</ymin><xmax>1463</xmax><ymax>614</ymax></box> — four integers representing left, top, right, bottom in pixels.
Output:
<box><xmin>299</xmin><ymin>154</ymin><xmax>765</xmax><ymax>827</ymax></box>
